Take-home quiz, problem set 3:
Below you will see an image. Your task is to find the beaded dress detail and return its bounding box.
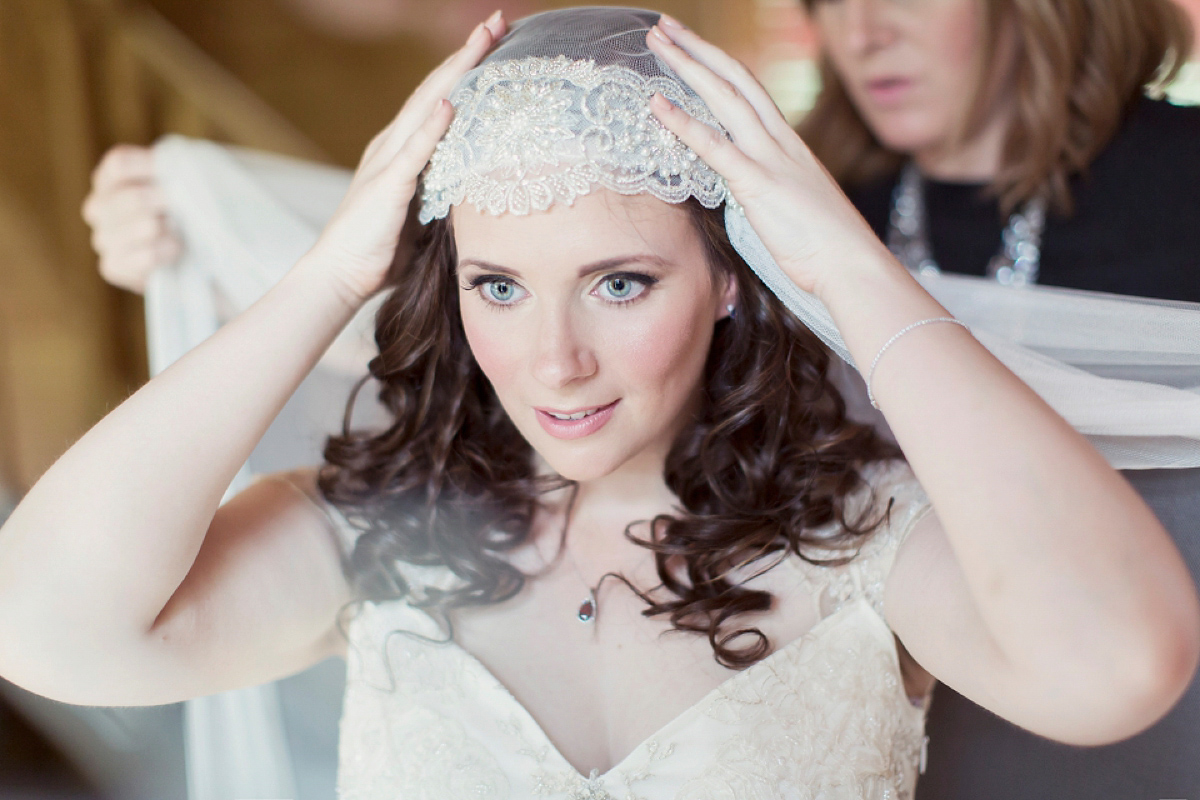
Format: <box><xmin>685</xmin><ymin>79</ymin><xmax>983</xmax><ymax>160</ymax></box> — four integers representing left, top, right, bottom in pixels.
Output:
<box><xmin>331</xmin><ymin>459</ymin><xmax>934</xmax><ymax>800</ymax></box>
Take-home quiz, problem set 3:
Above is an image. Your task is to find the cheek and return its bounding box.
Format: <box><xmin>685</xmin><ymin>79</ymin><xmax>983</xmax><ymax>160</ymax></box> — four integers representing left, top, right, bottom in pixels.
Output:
<box><xmin>938</xmin><ymin>0</ymin><xmax>983</xmax><ymax>66</ymax></box>
<box><xmin>460</xmin><ymin>300</ymin><xmax>523</xmax><ymax>391</ymax></box>
<box><xmin>603</xmin><ymin>292</ymin><xmax>713</xmax><ymax>399</ymax></box>
<box><xmin>921</xmin><ymin>1</ymin><xmax>983</xmax><ymax>99</ymax></box>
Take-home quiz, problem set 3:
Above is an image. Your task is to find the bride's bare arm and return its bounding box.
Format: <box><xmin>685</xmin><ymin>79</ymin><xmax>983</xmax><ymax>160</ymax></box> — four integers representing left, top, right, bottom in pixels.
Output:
<box><xmin>646</xmin><ymin>19</ymin><xmax>1200</xmax><ymax>746</ymax></box>
<box><xmin>0</xmin><ymin>12</ymin><xmax>505</xmax><ymax>707</ymax></box>
<box><xmin>0</xmin><ymin>258</ymin><xmax>359</xmax><ymax>706</ymax></box>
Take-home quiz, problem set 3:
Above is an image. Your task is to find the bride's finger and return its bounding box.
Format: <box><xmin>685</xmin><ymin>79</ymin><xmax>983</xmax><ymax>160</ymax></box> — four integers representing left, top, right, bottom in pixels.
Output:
<box><xmin>368</xmin><ymin>13</ymin><xmax>503</xmax><ymax>163</ymax></box>
<box><xmin>482</xmin><ymin>9</ymin><xmax>506</xmax><ymax>40</ymax></box>
<box><xmin>646</xmin><ymin>26</ymin><xmax>780</xmax><ymax>163</ymax></box>
<box><xmin>656</xmin><ymin>16</ymin><xmax>798</xmax><ymax>148</ymax></box>
<box><xmin>385</xmin><ymin>98</ymin><xmax>456</xmax><ymax>188</ymax></box>
<box><xmin>411</xmin><ymin>12</ymin><xmax>504</xmax><ymax>107</ymax></box>
<box><xmin>648</xmin><ymin>92</ymin><xmax>768</xmax><ymax>193</ymax></box>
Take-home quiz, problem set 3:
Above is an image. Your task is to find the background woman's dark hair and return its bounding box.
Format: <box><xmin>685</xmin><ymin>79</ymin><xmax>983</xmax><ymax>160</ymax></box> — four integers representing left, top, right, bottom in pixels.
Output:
<box><xmin>317</xmin><ymin>198</ymin><xmax>901</xmax><ymax>669</ymax></box>
<box><xmin>799</xmin><ymin>0</ymin><xmax>1193</xmax><ymax>215</ymax></box>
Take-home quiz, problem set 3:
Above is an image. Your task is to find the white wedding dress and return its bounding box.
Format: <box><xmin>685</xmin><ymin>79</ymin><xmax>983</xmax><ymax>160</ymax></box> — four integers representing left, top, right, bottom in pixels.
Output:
<box><xmin>328</xmin><ymin>459</ymin><xmax>934</xmax><ymax>800</ymax></box>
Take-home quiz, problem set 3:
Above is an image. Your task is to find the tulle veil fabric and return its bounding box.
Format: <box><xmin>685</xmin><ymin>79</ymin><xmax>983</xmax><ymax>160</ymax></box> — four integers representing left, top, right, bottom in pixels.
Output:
<box><xmin>149</xmin><ymin>133</ymin><xmax>1200</xmax><ymax>795</ymax></box>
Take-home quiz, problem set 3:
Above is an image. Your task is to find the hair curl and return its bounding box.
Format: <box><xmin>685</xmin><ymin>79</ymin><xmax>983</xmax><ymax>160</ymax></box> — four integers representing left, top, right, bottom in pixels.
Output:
<box><xmin>799</xmin><ymin>0</ymin><xmax>1193</xmax><ymax>215</ymax></box>
<box><xmin>317</xmin><ymin>198</ymin><xmax>901</xmax><ymax>669</ymax></box>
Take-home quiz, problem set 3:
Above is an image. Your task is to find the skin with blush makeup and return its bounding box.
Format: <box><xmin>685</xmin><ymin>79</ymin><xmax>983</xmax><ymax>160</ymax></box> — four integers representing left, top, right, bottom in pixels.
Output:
<box><xmin>1</xmin><ymin>8</ymin><xmax>1198</xmax><ymax>782</ymax></box>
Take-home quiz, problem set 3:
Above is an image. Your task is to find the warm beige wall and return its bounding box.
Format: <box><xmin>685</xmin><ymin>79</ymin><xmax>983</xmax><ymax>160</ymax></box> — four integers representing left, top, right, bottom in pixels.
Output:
<box><xmin>142</xmin><ymin>0</ymin><xmax>757</xmax><ymax>167</ymax></box>
<box><xmin>0</xmin><ymin>0</ymin><xmax>130</xmax><ymax>491</ymax></box>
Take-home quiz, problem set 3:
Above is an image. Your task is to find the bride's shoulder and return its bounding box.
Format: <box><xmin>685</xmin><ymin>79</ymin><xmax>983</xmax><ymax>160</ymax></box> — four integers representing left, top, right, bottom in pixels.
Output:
<box><xmin>776</xmin><ymin>459</ymin><xmax>934</xmax><ymax>620</ymax></box>
<box><xmin>788</xmin><ymin>459</ymin><xmax>932</xmax><ymax>581</ymax></box>
<box><xmin>856</xmin><ymin>458</ymin><xmax>929</xmax><ymax>519</ymax></box>
<box><xmin>844</xmin><ymin>461</ymin><xmax>935</xmax><ymax>600</ymax></box>
<box><xmin>280</xmin><ymin>477</ymin><xmax>466</xmax><ymax>621</ymax></box>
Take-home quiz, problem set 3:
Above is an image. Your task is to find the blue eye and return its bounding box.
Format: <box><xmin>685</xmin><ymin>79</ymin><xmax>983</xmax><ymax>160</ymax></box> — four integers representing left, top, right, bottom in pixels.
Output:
<box><xmin>470</xmin><ymin>276</ymin><xmax>528</xmax><ymax>307</ymax></box>
<box><xmin>596</xmin><ymin>273</ymin><xmax>655</xmax><ymax>304</ymax></box>
<box><xmin>606</xmin><ymin>277</ymin><xmax>632</xmax><ymax>297</ymax></box>
<box><xmin>484</xmin><ymin>280</ymin><xmax>517</xmax><ymax>302</ymax></box>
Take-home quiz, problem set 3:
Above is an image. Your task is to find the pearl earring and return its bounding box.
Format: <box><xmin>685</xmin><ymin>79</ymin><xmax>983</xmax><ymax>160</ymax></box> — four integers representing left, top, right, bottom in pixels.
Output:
<box><xmin>726</xmin><ymin>303</ymin><xmax>736</xmax><ymax>320</ymax></box>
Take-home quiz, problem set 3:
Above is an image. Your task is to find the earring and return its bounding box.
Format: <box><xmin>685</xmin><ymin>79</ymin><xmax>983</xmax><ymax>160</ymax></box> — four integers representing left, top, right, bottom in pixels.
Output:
<box><xmin>726</xmin><ymin>303</ymin><xmax>736</xmax><ymax>320</ymax></box>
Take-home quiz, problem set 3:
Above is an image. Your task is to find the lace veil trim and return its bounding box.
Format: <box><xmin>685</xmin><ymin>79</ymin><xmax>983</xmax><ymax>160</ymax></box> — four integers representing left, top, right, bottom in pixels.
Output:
<box><xmin>420</xmin><ymin>55</ymin><xmax>727</xmax><ymax>222</ymax></box>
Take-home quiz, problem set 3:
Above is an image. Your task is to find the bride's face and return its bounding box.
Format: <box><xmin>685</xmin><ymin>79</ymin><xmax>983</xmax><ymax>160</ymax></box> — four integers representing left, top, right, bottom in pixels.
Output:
<box><xmin>453</xmin><ymin>191</ymin><xmax>734</xmax><ymax>483</ymax></box>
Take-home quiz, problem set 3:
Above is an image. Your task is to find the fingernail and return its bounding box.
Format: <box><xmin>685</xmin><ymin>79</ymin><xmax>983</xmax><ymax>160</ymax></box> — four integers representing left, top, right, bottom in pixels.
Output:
<box><xmin>487</xmin><ymin>9</ymin><xmax>501</xmax><ymax>24</ymax></box>
<box><xmin>659</xmin><ymin>14</ymin><xmax>684</xmax><ymax>31</ymax></box>
<box><xmin>469</xmin><ymin>21</ymin><xmax>484</xmax><ymax>41</ymax></box>
<box><xmin>649</xmin><ymin>25</ymin><xmax>671</xmax><ymax>44</ymax></box>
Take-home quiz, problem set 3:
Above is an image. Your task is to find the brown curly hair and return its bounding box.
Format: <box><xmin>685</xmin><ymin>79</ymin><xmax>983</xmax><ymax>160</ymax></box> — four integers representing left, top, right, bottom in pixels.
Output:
<box><xmin>317</xmin><ymin>198</ymin><xmax>902</xmax><ymax>669</ymax></box>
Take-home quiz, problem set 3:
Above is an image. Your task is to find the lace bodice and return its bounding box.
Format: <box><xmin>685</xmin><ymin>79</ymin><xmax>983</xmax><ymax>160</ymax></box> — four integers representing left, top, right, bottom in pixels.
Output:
<box><xmin>332</xmin><ymin>460</ymin><xmax>934</xmax><ymax>800</ymax></box>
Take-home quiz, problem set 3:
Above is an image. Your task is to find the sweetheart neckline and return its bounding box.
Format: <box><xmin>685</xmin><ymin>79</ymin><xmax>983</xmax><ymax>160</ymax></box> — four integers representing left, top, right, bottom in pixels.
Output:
<box><xmin>385</xmin><ymin>593</ymin><xmax>908</xmax><ymax>784</ymax></box>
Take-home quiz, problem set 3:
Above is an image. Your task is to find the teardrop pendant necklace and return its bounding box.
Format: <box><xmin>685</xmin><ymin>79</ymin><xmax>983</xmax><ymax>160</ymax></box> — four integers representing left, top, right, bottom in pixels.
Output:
<box><xmin>554</xmin><ymin>483</ymin><xmax>620</xmax><ymax>624</ymax></box>
<box><xmin>563</xmin><ymin>534</ymin><xmax>621</xmax><ymax>625</ymax></box>
<box><xmin>573</xmin><ymin>572</ymin><xmax>617</xmax><ymax>623</ymax></box>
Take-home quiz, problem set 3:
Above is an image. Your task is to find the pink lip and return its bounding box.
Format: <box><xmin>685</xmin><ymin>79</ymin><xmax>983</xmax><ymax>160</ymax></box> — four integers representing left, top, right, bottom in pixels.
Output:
<box><xmin>864</xmin><ymin>77</ymin><xmax>914</xmax><ymax>108</ymax></box>
<box><xmin>535</xmin><ymin>400</ymin><xmax>619</xmax><ymax>440</ymax></box>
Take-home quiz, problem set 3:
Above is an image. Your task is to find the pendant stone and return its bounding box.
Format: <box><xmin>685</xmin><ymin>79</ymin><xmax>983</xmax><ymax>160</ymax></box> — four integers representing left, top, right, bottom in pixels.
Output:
<box><xmin>577</xmin><ymin>593</ymin><xmax>596</xmax><ymax>623</ymax></box>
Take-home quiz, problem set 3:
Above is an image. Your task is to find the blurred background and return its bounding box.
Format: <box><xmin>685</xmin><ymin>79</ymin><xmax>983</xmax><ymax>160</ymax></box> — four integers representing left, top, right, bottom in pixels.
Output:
<box><xmin>0</xmin><ymin>0</ymin><xmax>1197</xmax><ymax>797</ymax></box>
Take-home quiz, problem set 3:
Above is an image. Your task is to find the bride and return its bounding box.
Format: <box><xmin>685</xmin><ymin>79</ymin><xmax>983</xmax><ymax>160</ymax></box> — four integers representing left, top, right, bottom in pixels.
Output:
<box><xmin>2</xmin><ymin>7</ymin><xmax>1198</xmax><ymax>798</ymax></box>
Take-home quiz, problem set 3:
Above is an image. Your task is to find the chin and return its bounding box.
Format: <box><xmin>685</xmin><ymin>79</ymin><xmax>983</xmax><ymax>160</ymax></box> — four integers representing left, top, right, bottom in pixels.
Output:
<box><xmin>533</xmin><ymin>444</ymin><xmax>627</xmax><ymax>483</ymax></box>
<box><xmin>863</xmin><ymin>111</ymin><xmax>946</xmax><ymax>158</ymax></box>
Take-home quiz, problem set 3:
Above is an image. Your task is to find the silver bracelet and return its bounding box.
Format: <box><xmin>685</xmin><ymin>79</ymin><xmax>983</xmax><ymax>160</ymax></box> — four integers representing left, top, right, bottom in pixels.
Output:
<box><xmin>866</xmin><ymin>317</ymin><xmax>971</xmax><ymax>410</ymax></box>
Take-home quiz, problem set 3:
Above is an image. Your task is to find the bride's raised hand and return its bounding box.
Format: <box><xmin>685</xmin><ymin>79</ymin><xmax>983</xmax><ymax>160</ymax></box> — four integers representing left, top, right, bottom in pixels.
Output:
<box><xmin>645</xmin><ymin>17</ymin><xmax>894</xmax><ymax>301</ymax></box>
<box><xmin>309</xmin><ymin>11</ymin><xmax>506</xmax><ymax>306</ymax></box>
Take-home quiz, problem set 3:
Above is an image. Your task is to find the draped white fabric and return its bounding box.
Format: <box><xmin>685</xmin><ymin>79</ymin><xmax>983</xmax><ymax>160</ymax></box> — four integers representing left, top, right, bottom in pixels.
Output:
<box><xmin>724</xmin><ymin>206</ymin><xmax>1200</xmax><ymax>469</ymax></box>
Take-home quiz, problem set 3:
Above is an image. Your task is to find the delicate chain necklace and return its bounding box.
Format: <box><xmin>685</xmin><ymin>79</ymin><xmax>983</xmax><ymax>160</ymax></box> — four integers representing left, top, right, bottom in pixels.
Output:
<box><xmin>554</xmin><ymin>484</ymin><xmax>621</xmax><ymax>624</ymax></box>
<box><xmin>886</xmin><ymin>162</ymin><xmax>1047</xmax><ymax>287</ymax></box>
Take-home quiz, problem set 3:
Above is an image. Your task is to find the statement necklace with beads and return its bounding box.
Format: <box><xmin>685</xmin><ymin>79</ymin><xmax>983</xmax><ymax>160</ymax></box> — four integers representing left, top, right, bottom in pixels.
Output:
<box><xmin>886</xmin><ymin>161</ymin><xmax>1047</xmax><ymax>287</ymax></box>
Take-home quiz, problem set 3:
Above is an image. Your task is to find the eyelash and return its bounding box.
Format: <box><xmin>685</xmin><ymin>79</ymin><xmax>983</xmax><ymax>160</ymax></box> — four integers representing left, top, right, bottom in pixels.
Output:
<box><xmin>464</xmin><ymin>272</ymin><xmax>659</xmax><ymax>310</ymax></box>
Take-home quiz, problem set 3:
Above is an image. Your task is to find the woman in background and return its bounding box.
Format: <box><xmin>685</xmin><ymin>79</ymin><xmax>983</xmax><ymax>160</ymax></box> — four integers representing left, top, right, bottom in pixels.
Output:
<box><xmin>801</xmin><ymin>0</ymin><xmax>1199</xmax><ymax>301</ymax></box>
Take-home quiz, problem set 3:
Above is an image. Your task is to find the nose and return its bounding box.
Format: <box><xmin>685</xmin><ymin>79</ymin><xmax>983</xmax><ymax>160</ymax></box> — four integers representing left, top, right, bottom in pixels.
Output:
<box><xmin>840</xmin><ymin>0</ymin><xmax>898</xmax><ymax>58</ymax></box>
<box><xmin>529</xmin><ymin>304</ymin><xmax>598</xmax><ymax>390</ymax></box>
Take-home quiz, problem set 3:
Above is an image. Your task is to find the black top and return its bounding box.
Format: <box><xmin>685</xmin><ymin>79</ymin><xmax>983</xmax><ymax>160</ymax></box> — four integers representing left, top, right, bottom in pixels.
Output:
<box><xmin>848</xmin><ymin>96</ymin><xmax>1200</xmax><ymax>302</ymax></box>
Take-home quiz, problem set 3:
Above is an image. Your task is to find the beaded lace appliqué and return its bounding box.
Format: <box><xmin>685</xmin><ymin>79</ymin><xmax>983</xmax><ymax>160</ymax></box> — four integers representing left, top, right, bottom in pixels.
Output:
<box><xmin>419</xmin><ymin>56</ymin><xmax>729</xmax><ymax>222</ymax></box>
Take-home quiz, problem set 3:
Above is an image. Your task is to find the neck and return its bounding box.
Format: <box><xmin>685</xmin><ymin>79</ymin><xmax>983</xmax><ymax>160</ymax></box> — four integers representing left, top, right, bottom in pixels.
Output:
<box><xmin>532</xmin><ymin>449</ymin><xmax>679</xmax><ymax>572</ymax></box>
<box><xmin>912</xmin><ymin>95</ymin><xmax>1013</xmax><ymax>183</ymax></box>
<box><xmin>574</xmin><ymin>448</ymin><xmax>678</xmax><ymax>532</ymax></box>
<box><xmin>913</xmin><ymin>123</ymin><xmax>1005</xmax><ymax>183</ymax></box>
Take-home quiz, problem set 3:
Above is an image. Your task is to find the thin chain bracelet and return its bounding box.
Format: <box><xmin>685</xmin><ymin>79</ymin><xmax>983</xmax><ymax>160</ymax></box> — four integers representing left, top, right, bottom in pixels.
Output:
<box><xmin>866</xmin><ymin>317</ymin><xmax>972</xmax><ymax>410</ymax></box>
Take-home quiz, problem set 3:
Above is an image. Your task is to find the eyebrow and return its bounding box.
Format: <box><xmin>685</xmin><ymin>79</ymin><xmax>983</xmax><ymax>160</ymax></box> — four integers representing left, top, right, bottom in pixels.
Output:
<box><xmin>456</xmin><ymin>254</ymin><xmax>672</xmax><ymax>279</ymax></box>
